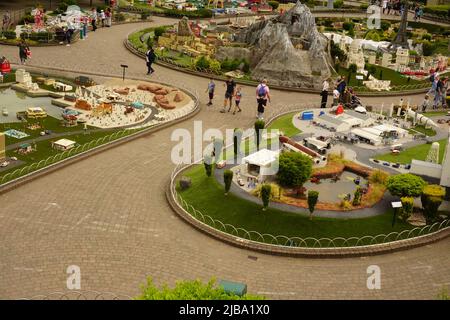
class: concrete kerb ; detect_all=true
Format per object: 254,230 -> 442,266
124,38 -> 429,97
0,69 -> 201,195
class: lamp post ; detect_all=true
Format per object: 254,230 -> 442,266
120,64 -> 128,81
391,201 -> 402,227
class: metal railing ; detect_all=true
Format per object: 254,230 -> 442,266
19,290 -> 132,300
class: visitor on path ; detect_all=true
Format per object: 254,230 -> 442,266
82,15 -> 89,39
336,76 -> 346,103
106,8 -> 112,27
100,10 -> 106,27
320,78 -> 330,108
233,86 -> 243,114
418,6 -> 423,21
433,76 -> 443,109
382,0 -> 388,14
91,8 -> 98,32
221,76 -> 236,113
332,87 -> 340,106
206,78 -> 215,106
18,39 -> 30,65
145,47 -> 156,75
65,18 -> 75,46
255,79 -> 270,120
441,77 -> 448,108
421,94 -> 431,113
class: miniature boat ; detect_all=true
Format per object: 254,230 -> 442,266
2,107 -> 8,116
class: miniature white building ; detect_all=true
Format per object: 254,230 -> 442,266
363,76 -> 391,91
242,149 -> 279,180
395,48 -> 410,72
15,69 -> 39,91
367,52 -> 376,65
381,52 -> 392,68
52,139 -> 76,151
346,40 -> 365,72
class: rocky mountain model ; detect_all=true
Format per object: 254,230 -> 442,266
235,1 -> 334,88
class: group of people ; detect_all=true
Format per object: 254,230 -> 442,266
204,76 -> 271,119
90,7 -> 113,32
321,76 -> 359,109
421,73 -> 449,112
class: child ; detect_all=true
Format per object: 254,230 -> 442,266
206,79 -> 215,106
232,86 -> 242,114
332,87 -> 340,106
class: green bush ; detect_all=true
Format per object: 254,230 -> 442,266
352,187 -> 362,206
261,184 -> 272,210
422,33 -> 432,41
380,21 -> 391,31
307,190 -> 319,220
343,22 -> 354,32
268,1 -> 279,10
153,26 -> 166,42
400,197 -> 414,221
334,0 -> 344,8
277,152 -> 312,194
114,13 -> 126,22
421,184 -> 445,223
369,169 -> 389,185
423,5 -> 450,18
195,55 -> 210,70
223,170 -> 233,195
386,173 -> 426,198
2,30 -> 17,39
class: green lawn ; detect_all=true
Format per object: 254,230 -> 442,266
267,112 -> 301,138
423,111 -> 450,117
408,125 -> 436,137
375,139 -> 448,165
178,165 -> 414,241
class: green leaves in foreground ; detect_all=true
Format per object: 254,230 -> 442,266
136,277 -> 264,300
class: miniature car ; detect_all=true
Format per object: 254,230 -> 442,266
383,162 -> 390,166
0,161 -> 9,167
404,164 -> 411,170
10,157 -> 17,161
392,163 -> 401,168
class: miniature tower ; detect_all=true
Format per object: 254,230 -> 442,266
426,142 -> 440,164
390,1 -> 409,49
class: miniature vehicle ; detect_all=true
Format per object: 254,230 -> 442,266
392,163 -> 401,168
74,76 -> 95,87
10,157 -> 17,161
26,107 -> 47,119
16,111 -> 27,120
2,107 -> 8,116
383,162 -> 390,166
0,161 -> 9,167
404,164 -> 411,170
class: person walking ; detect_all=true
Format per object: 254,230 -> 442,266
255,79 -> 270,120
145,47 -> 156,75
65,18 -> 75,46
336,75 -> 346,103
105,7 -> 112,27
382,0 -> 388,14
206,78 -> 215,106
233,86 -> 243,114
433,76 -> 443,109
332,86 -> 340,106
221,76 -> 236,113
18,39 -> 30,65
440,77 -> 448,108
91,8 -> 98,32
320,78 -> 330,108
100,10 -> 106,28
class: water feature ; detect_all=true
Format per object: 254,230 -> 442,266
0,87 -> 63,123
303,171 -> 368,203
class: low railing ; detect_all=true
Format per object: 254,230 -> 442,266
19,290 -> 132,300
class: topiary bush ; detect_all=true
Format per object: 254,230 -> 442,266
223,170 -> 233,195
352,187 -> 362,206
261,184 -> 272,210
307,190 -> 319,220
386,173 -> 426,198
421,184 -> 445,223
2,30 -> 17,39
254,120 -> 265,151
277,152 -> 312,196
400,197 -> 414,221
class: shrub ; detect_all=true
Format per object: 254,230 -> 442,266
421,184 -> 445,223
369,169 -> 389,185
339,199 -> 352,210
195,55 -> 210,70
2,30 -> 17,39
268,1 -> 279,10
208,59 -> 221,73
352,187 -> 362,206
115,13 -> 126,22
277,152 -> 312,194
380,21 -> 391,31
307,190 -> 319,220
334,0 -> 344,8
223,170 -> 233,195
204,155 -> 213,177
400,197 -> 414,221
153,26 -> 166,42
253,183 -> 281,200
343,22 -> 354,32
254,120 -> 265,150
422,33 -> 432,41
386,174 -> 426,198
261,184 -> 272,210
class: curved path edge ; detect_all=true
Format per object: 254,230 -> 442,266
0,68 -> 201,195
167,163 -> 450,258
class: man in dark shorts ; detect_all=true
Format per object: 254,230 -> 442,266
221,76 -> 236,113
256,79 -> 270,120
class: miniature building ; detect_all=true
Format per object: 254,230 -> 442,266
241,149 -> 279,181
381,52 -> 392,68
0,132 -> 5,161
52,139 -> 76,151
26,107 -> 47,118
395,48 -> 410,72
367,52 -> 376,65
346,40 -> 365,72
17,143 -> 33,155
440,135 -> 450,199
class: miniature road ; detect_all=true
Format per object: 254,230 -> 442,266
0,18 -> 449,300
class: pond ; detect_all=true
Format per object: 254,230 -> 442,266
303,171 -> 368,203
0,87 -> 63,123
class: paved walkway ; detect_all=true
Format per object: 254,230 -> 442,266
0,18 -> 449,300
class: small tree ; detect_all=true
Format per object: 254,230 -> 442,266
223,170 -> 233,195
277,152 -> 312,196
261,184 -> 272,211
307,190 -> 319,220
254,120 -> 265,151
352,187 -> 362,206
348,63 -> 357,83
386,173 -> 426,198
204,155 -> 213,177
268,1 -> 279,10
400,196 -> 414,221
233,128 -> 243,163
421,184 -> 445,224
153,26 -> 166,42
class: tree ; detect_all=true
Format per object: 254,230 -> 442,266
386,173 -> 426,198
137,277 -> 264,300
261,184 -> 272,211
400,197 -> 414,221
268,1 -> 279,10
307,190 -> 319,220
204,155 -> 213,177
153,26 -> 166,42
348,63 -> 357,82
352,187 -> 362,206
233,128 -> 242,163
254,120 -> 265,151
421,184 -> 445,223
277,152 -> 313,196
223,170 -> 233,195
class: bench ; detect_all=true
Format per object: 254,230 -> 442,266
219,280 -> 247,297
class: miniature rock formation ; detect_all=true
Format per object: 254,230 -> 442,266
113,87 -> 130,95
235,1 -> 334,88
173,92 -> 184,102
177,16 -> 195,37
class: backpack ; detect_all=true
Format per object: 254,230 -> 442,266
257,84 -> 266,97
